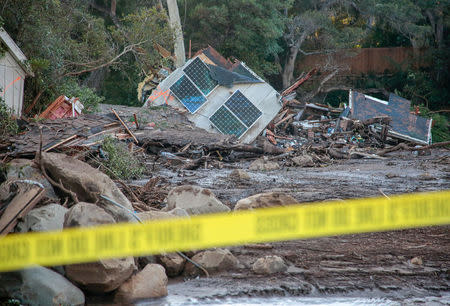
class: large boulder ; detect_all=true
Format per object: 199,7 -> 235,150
157,253 -> 186,277
228,169 -> 250,181
252,255 -> 287,274
184,249 -> 239,277
41,152 -> 133,222
2,158 -> 59,200
249,158 -> 280,171
63,202 -> 136,293
137,209 -> 188,222
65,258 -> 136,293
234,192 -> 298,211
114,264 -> 168,303
16,203 -> 68,233
64,202 -> 115,228
292,155 -> 315,167
0,266 -> 85,306
165,185 -> 230,215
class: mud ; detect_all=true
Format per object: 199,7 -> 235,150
134,149 -> 450,303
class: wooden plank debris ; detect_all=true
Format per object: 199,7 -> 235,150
111,108 -> 139,144
0,186 -> 45,235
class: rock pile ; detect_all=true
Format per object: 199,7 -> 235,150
0,152 -> 300,304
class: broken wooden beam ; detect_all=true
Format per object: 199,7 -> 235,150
111,108 -> 139,144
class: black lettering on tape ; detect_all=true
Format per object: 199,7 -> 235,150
156,226 -> 174,245
333,207 -> 349,227
256,214 -> 298,234
305,210 -> 327,229
68,234 -> 88,255
36,238 -> 63,258
176,223 -> 201,243
95,231 -> 125,252
0,240 -> 29,262
356,206 -> 374,225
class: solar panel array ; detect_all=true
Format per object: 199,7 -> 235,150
209,90 -> 262,138
209,105 -> 247,138
225,91 -> 262,127
183,57 -> 218,96
169,75 -> 207,113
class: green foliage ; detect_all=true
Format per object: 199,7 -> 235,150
56,80 -> 105,113
182,0 -> 288,76
100,136 -> 145,180
416,106 -> 450,143
0,96 -> 18,138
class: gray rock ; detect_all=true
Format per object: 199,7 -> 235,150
0,266 -> 84,306
157,253 -> 186,277
168,207 -> 189,217
16,204 -> 68,233
41,152 -> 134,222
234,192 -> 298,211
63,202 -> 136,292
229,169 -> 250,180
184,249 -> 239,277
3,158 -> 59,200
249,158 -> 280,171
165,185 -> 230,215
292,155 -> 315,167
252,255 -> 287,274
65,258 -> 136,293
115,264 -> 168,303
64,202 -> 115,228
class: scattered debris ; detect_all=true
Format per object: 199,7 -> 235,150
39,96 -> 84,119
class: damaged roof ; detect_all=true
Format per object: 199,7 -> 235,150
0,27 -> 34,76
195,45 -> 262,87
349,90 -> 432,144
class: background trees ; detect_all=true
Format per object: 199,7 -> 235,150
0,0 -> 448,117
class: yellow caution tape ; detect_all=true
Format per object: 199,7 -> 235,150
0,190 -> 449,272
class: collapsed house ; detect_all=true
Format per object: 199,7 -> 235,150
144,46 -> 281,144
348,90 -> 432,145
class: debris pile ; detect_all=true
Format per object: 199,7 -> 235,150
262,89 -> 441,164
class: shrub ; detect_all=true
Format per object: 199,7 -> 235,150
56,79 -> 105,113
0,97 -> 18,138
100,136 -> 145,180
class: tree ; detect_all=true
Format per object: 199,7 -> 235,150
1,0 -> 173,111
278,0 -> 365,88
182,0 -> 288,76
166,0 -> 186,67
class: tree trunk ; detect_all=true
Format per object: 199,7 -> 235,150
166,0 -> 185,68
110,0 -> 117,17
281,46 -> 300,89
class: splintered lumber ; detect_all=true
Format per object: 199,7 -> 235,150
0,186 -> 45,235
111,108 -> 139,144
44,134 -> 79,152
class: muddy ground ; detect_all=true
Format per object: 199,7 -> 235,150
129,149 -> 450,303
89,105 -> 450,303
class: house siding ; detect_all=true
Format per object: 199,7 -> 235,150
0,51 -> 26,116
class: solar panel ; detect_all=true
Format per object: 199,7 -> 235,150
224,90 -> 262,128
209,105 -> 247,138
183,57 -> 218,95
170,75 -> 207,113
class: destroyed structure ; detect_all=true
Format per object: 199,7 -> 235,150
349,90 -> 432,145
144,46 -> 281,144
0,27 -> 34,116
